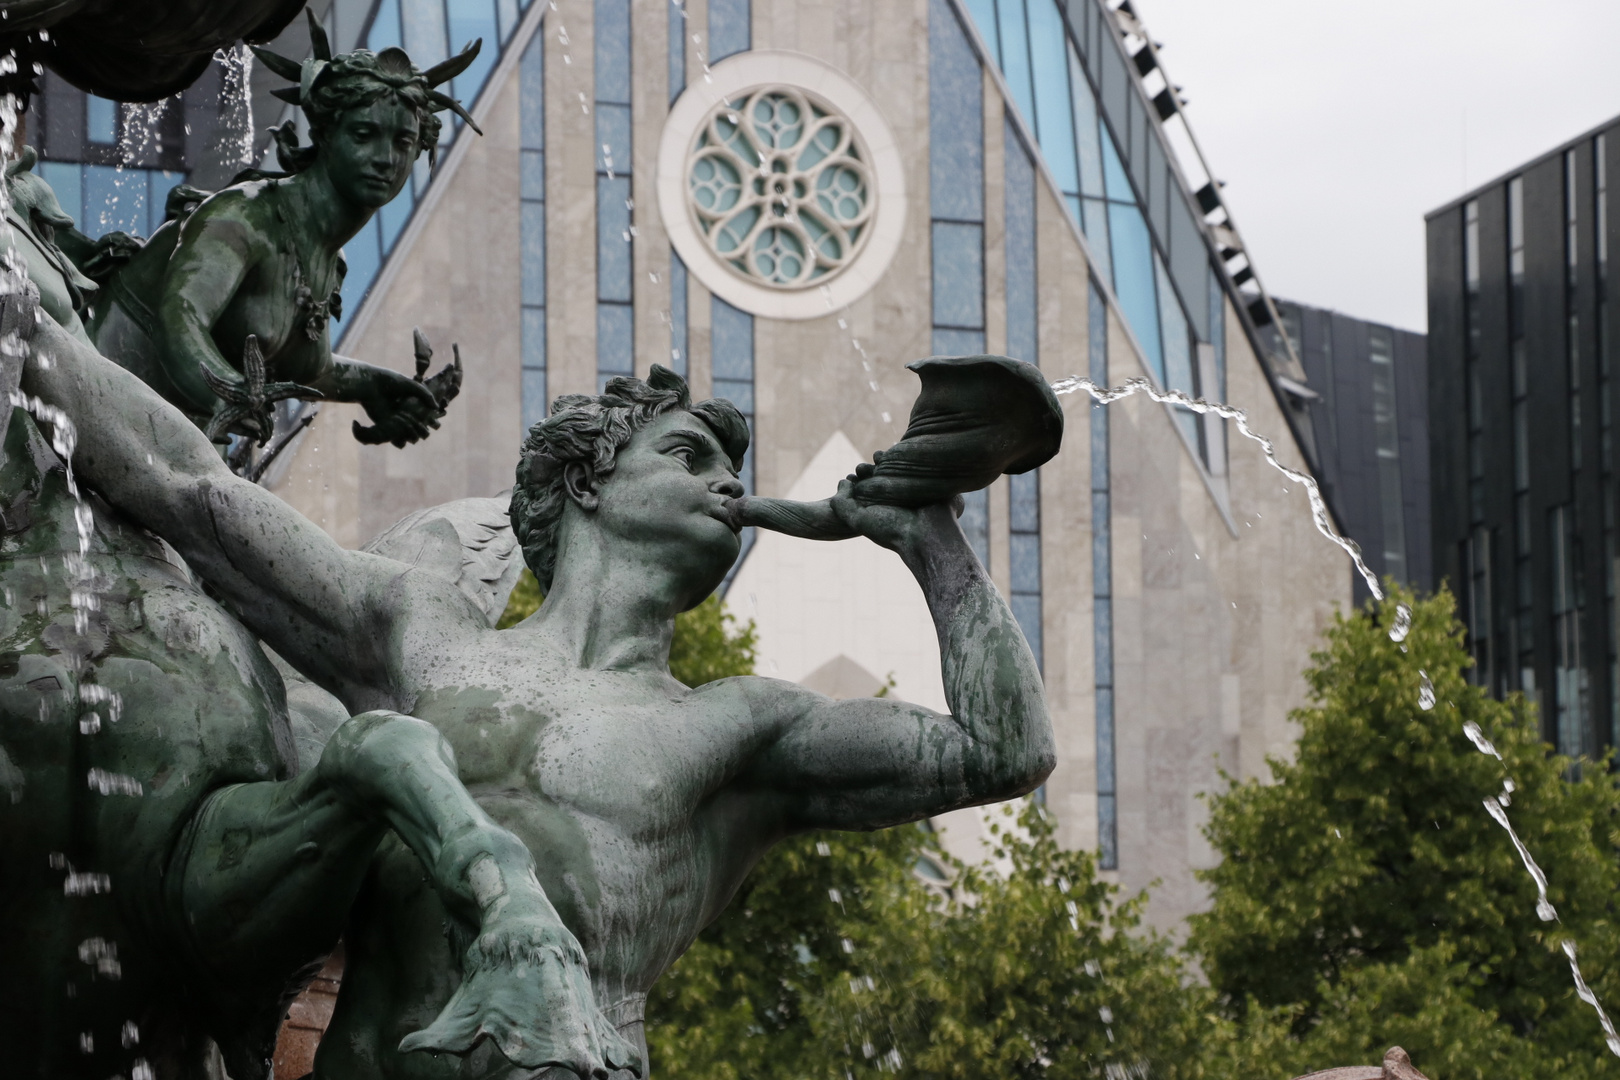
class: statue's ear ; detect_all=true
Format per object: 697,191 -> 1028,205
562,460 -> 600,512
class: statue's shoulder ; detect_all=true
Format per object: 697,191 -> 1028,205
175,180 -> 281,243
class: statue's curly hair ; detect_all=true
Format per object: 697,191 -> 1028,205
510,366 -> 751,593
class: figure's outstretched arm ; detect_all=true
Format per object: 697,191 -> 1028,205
737,485 -> 1055,832
154,204 -> 258,414
19,316 -> 447,707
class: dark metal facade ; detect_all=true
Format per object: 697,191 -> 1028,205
1427,117 -> 1619,759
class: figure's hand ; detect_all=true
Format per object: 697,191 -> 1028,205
352,365 -> 443,447
829,476 -> 965,557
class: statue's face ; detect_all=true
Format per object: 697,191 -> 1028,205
322,95 -> 421,209
593,410 -> 744,602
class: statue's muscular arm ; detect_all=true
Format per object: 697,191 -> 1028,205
734,491 -> 1055,833
20,318 -> 461,707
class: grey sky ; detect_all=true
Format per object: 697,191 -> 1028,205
1132,0 -> 1620,333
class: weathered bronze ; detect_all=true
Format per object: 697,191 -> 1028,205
84,13 -> 473,447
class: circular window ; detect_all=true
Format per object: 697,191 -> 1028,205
659,51 -> 907,320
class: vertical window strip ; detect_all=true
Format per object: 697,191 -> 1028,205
669,250 -> 689,376
669,0 -> 687,103
1596,133 -> 1615,744
929,0 -> 986,356
1089,277 -> 1116,870
1006,122 -> 1041,671
595,0 -> 633,390
520,23 -> 546,431
713,296 -> 756,588
708,0 -> 750,63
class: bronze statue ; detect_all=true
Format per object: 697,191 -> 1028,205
85,14 -> 473,449
11,283 -> 1057,1078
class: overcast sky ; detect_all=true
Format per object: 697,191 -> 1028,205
1131,0 -> 1620,333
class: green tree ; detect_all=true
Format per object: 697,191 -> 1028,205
497,569 -> 757,687
1191,586 -> 1620,1078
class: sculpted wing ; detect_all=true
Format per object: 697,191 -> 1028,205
363,494 -> 525,626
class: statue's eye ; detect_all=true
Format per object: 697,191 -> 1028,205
671,446 -> 695,470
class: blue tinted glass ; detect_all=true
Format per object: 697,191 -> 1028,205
368,0 -> 403,50
1209,266 -> 1226,399
148,170 -> 186,235
40,162 -> 82,229
713,378 -> 755,415
1100,122 -> 1131,202
1095,691 -> 1115,777
964,0 -> 999,61
708,0 -> 750,62
1011,593 -> 1042,670
1107,200 -> 1162,380
1096,21 -> 1128,139
929,0 -> 984,223
1070,46 -> 1103,197
960,487 -> 990,566
933,327 -> 986,355
1082,196 -> 1110,282
447,0 -> 499,102
1065,193 -> 1081,227
379,188 -> 413,251
712,296 -> 754,381
522,366 -> 547,431
596,102 -> 631,173
1005,135 -> 1037,364
402,0 -> 450,67
1091,491 -> 1110,591
668,0 -> 686,101
597,304 -> 634,376
1167,189 -> 1207,335
83,164 -> 145,237
520,26 -> 545,148
522,200 -> 546,306
1010,469 -> 1039,531
669,250 -> 689,375
1010,533 -> 1041,593
1028,0 -> 1077,195
1090,410 -> 1109,489
597,176 -> 632,301
1145,131 -> 1167,237
1158,256 -> 1193,394
1088,276 -> 1108,383
1093,596 -> 1112,681
595,0 -> 632,103
86,96 -> 116,144
932,221 -> 984,328
337,219 -> 383,342
522,305 -> 546,371
1098,793 -> 1116,868
497,0 -> 521,42
996,0 -> 1036,132
522,149 -> 545,200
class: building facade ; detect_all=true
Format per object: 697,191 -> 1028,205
1268,298 -> 1432,605
34,0 -> 1348,929
1427,118 -> 1618,762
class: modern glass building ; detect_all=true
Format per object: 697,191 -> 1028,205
1428,117 -> 1619,762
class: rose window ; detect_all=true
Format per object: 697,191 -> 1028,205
685,86 -> 875,289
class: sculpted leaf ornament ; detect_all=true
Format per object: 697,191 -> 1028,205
686,85 -> 875,289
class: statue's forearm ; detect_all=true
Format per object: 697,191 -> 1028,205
311,355 -> 381,401
901,528 -> 1055,793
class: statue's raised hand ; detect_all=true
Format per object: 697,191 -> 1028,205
830,474 -> 967,556
352,329 -> 464,447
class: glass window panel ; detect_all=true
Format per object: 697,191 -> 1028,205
83,164 -> 145,237
367,0 -> 404,50
1090,407 -> 1109,488
402,0 -> 450,68
379,188 -> 413,251
1128,91 -> 1148,192
597,175 -> 632,301
1092,596 -> 1112,680
1089,276 -> 1108,383
1096,28 -> 1128,151
521,28 -> 545,149
996,0 -> 1036,133
1096,691 -> 1115,779
932,221 -> 985,329
497,0 -> 521,42
669,249 -> 689,375
597,304 -> 635,375
929,0 -> 985,223
447,0 -> 499,103
1157,256 -> 1193,394
964,0 -> 998,60
1091,491 -> 1110,592
712,296 -> 754,381
594,0 -> 632,104
40,162 -> 82,229
668,0 -> 686,102
596,102 -> 631,174
1146,132 -> 1168,239
1010,470 -> 1040,532
1107,201 -> 1162,380
713,378 -> 755,414
1070,45 -> 1104,197
1011,593 -> 1042,668
523,305 -> 546,371
1100,121 -> 1131,203
933,327 -> 986,355
1168,189 -> 1207,336
86,95 -> 116,144
960,487 -> 990,567
1082,196 -> 1111,282
338,218 -> 384,335
147,170 -> 185,235
1029,0 -> 1078,195
1065,193 -> 1081,226
1208,267 -> 1225,399
708,0 -> 751,62
1006,132 -> 1037,364
522,149 -> 545,200
522,366 -> 548,431
522,200 -> 547,306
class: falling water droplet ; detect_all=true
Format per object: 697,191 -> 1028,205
1388,602 -> 1412,643
1462,720 -> 1500,760
1418,671 -> 1435,710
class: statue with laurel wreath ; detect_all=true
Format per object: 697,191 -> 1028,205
82,11 -> 474,454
